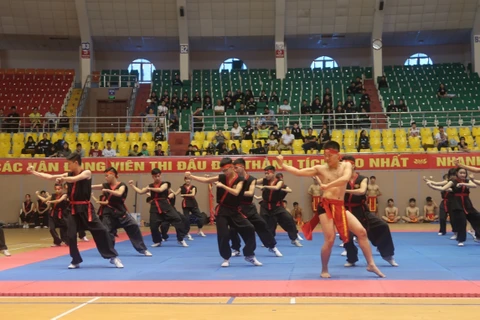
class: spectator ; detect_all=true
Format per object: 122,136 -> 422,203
359,100 -> 370,113
270,124 -> 282,140
360,88 -> 370,103
89,142 -> 103,157
58,111 -> 69,129
57,142 -> 72,157
409,122 -> 420,138
279,99 -> 291,114
277,127 -> 294,152
318,128 -> 331,150
20,194 -> 36,228
323,107 -> 333,126
323,88 -> 332,101
75,143 -> 85,157
157,101 -> 168,116
36,133 -> 51,155
140,143 -> 150,156
261,107 -> 276,126
43,107 -> 57,132
224,96 -> 234,110
269,91 -> 279,105
354,77 -> 363,93
302,128 -> 318,153
224,90 -> 233,103
103,141 -> 117,157
214,100 -> 225,115
245,98 -> 257,115
266,134 -> 279,151
259,90 -> 268,103
203,97 -> 212,110
437,83 -> 447,98
145,99 -> 157,115
228,143 -> 239,155
398,99 -> 408,112
458,137 -> 469,152
192,106 -> 203,132
291,122 -> 303,140
29,106 -> 42,132
22,136 -> 37,156
334,105 -> 345,129
257,122 -> 270,140
237,103 -> 247,115
311,98 -> 321,113
6,106 -> 20,133
144,109 -> 156,132
217,143 -> 229,155
172,74 -> 183,86
358,107 -> 371,127
357,130 -> 370,152
181,97 -> 191,110
435,126 -> 448,151
161,90 -> 170,102
242,120 -> 254,141
245,89 -> 253,102
346,81 -> 356,95
378,76 -> 388,88
215,129 -> 226,149
170,97 -> 179,109
322,95 -> 332,110
169,108 -> 179,131
203,90 -> 212,104
345,95 -> 356,109
154,126 -> 165,142
46,145 -> 57,157
185,144 -> 196,156
382,199 -> 400,223
150,92 -> 159,104
192,91 -> 202,103
233,89 -> 244,104
231,121 -> 242,141
250,141 -> 266,154
129,144 -> 140,156
386,99 -> 397,113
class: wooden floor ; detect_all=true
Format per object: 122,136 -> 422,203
0,297 -> 478,320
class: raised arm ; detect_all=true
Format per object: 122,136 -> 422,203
319,162 -> 353,190
91,194 -> 108,205
59,170 -> 92,183
92,184 -> 104,190
47,194 -> 68,204
455,158 -> 480,173
102,185 -> 126,197
174,188 -> 182,196
180,186 -> 196,197
215,180 -> 244,196
468,174 -> 480,186
345,177 -> 368,195
259,180 -> 284,190
457,180 -> 477,188
423,176 -> 448,186
128,180 -> 149,194
35,191 -> 52,203
27,166 -> 67,180
147,183 -> 168,193
277,155 -> 319,177
427,181 -> 454,191
186,171 -> 219,184
244,180 -> 256,197
282,186 -> 292,193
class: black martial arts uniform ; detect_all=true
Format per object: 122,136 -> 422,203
449,179 -> 480,243
180,184 -> 205,232
49,193 -> 69,246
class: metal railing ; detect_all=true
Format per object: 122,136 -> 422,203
97,74 -> 138,88
74,75 -> 92,129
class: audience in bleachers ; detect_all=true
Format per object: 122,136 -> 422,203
434,126 -> 449,150
378,76 -> 388,88
103,141 -> 117,157
357,130 -> 370,152
22,136 -> 36,156
89,142 -> 102,157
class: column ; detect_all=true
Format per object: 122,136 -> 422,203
371,0 -> 385,82
275,0 -> 286,79
177,0 -> 189,81
471,7 -> 480,75
75,0 -> 93,85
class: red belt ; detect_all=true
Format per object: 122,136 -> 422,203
321,198 -> 350,243
454,193 -> 469,215
345,202 -> 363,212
266,201 -> 282,210
152,198 -> 167,214
241,201 -> 253,205
70,201 -> 93,222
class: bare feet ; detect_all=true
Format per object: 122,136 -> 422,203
367,264 -> 386,278
320,271 -> 331,278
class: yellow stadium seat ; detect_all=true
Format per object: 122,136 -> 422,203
382,129 -> 393,139
0,133 -> 10,143
90,133 -> 102,143
432,127 -> 439,136
360,148 -> 371,153
427,148 -> 438,153
130,142 -> 141,150
118,142 -> 130,156
25,133 -> 39,142
331,137 -> 343,148
370,139 -> 381,149
34,154 -> 45,158
12,133 -> 24,144
396,137 -> 408,149
408,137 -> 421,149
12,144 -> 23,157
345,148 -> 356,153
223,132 -> 231,140
128,132 -> 140,142
116,133 -> 127,143
344,138 -> 355,149
475,136 -> 480,146
97,141 -> 105,150
383,139 -> 395,151
410,147 -> 424,153
147,141 -> 155,154
206,131 -> 216,142
292,139 -> 303,149
446,127 -> 458,138
241,140 -> 253,152
268,150 -> 279,155
141,132 -> 153,142
202,140 -> 210,150
293,149 -> 305,155
103,133 -> 115,143
160,141 -> 169,151
194,131 -> 205,143
64,132 -> 76,145
344,130 -> 355,139
20,154 -> 31,158
422,136 -> 434,147
307,149 -> 318,155
459,127 -> 471,137
420,128 -> 432,138
394,128 -> 406,139
465,136 -> 474,146
331,130 -> 342,140
472,127 -> 480,137
77,133 -> 89,143
280,150 -> 292,155
370,129 -> 381,139
51,132 -> 64,143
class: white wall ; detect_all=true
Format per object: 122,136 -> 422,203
0,44 -> 472,83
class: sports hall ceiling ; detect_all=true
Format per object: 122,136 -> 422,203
0,0 -> 477,51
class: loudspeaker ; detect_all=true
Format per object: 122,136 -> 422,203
379,1 -> 384,10
180,7 -> 184,17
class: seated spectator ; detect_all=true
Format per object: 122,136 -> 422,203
231,121 -> 243,140
318,128 -> 331,150
359,100 -> 370,113
161,90 -> 170,102
185,144 -> 196,156
214,99 -> 225,115
155,143 -> 165,156
261,107 -> 276,126
36,133 -> 51,155
157,101 -> 168,116
192,91 -> 202,103
181,97 -> 191,110
322,95 -> 332,110
360,89 -> 370,103
217,143 -> 229,155
346,81 -> 356,95
311,98 -> 321,113
129,144 -> 140,156
43,106 -> 57,132
22,136 -> 37,156
386,99 -> 397,113
89,142 -> 103,157
139,143 -> 150,156
266,134 -> 279,151
259,90 -> 268,103
153,127 -> 165,142
233,89 -> 244,104
424,197 -> 439,222
249,141 -> 266,154
58,111 -> 70,129
382,199 -> 400,223
170,97 -> 179,109
144,109 -> 156,132
398,99 -> 408,112
145,99 -> 157,115
301,100 -> 311,114
215,129 -> 226,149
435,126 -> 448,150
270,124 -> 282,140
358,107 -> 371,127
345,95 -> 355,108
323,107 -> 333,126
172,74 -> 183,86
269,91 -> 279,105
57,142 -> 72,157
409,122 -> 420,138
257,122 -> 270,140
29,107 -> 42,132
6,106 -> 20,133
203,97 -> 212,110
302,128 -> 319,153
245,89 -> 253,102
75,143 -> 85,157
20,194 -> 36,228
169,108 -> 179,131
237,103 -> 247,115
323,88 -> 332,101
228,143 -> 239,155
402,198 -> 424,223
437,83 -> 447,98
334,105 -> 345,129
103,141 -> 117,157
192,106 -> 203,132
378,76 -> 388,88
224,90 -> 233,103
46,145 -> 57,157
357,130 -> 370,151
354,77 -> 363,93
242,120 -> 254,141
35,190 -> 49,229
224,96 -> 234,110
150,92 -> 159,104
279,99 -> 292,114
454,136 -> 468,152
277,127 -> 294,152
291,122 -> 303,140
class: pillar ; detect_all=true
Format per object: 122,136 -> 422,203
75,0 -> 93,85
275,0 -> 286,79
177,0 -> 189,81
472,7 -> 480,75
371,0 -> 385,82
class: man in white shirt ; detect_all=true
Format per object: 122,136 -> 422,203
409,121 -> 420,138
103,141 -> 117,157
277,127 -> 295,152
279,99 -> 292,114
434,126 -> 448,151
44,106 -> 57,132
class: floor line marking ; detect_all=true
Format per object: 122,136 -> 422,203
7,244 -> 42,251
226,297 -> 235,304
290,298 -> 296,304
50,297 -> 99,320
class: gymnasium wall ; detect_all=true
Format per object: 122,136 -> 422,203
0,43 -> 471,83
1,168 -> 477,224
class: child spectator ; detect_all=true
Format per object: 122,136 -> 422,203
228,143 -> 239,155
129,145 -> 140,156
154,144 -> 165,156
291,202 -> 303,226
424,196 -> 439,222
266,134 -> 278,151
140,143 -> 150,156
89,142 -> 103,157
382,199 -> 400,223
185,144 -> 196,156
402,198 -> 424,223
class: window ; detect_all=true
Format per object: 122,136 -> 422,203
219,58 -> 247,72
310,56 -> 339,69
404,53 -> 433,66
128,58 -> 156,83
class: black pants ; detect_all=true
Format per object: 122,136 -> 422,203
216,204 -> 256,260
260,205 -> 298,241
35,212 -> 49,227
149,206 -> 186,244
160,210 -> 189,240
439,204 -> 452,234
183,206 -> 205,233
452,208 -> 480,243
231,204 -> 277,251
0,227 -> 7,250
344,207 -> 395,263
102,214 -> 147,253
20,212 -> 34,224
49,216 -> 68,245
66,205 -> 118,265
78,230 -> 87,239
